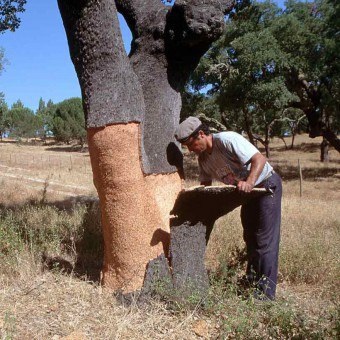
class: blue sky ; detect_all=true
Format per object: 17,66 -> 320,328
0,0 -> 285,112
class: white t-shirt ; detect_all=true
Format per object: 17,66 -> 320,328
198,132 -> 273,186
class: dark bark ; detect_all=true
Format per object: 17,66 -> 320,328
165,0 -> 235,90
171,185 -> 270,243
290,133 -> 295,150
243,109 -> 255,146
322,128 -> 340,152
57,0 -> 145,128
142,186 -> 271,299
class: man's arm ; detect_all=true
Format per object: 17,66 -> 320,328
237,152 -> 266,193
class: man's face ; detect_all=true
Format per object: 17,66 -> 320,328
182,131 -> 207,155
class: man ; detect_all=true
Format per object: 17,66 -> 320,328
174,116 -> 282,300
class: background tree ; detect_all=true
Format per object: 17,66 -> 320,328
0,1 -> 26,138
36,98 -> 55,142
0,0 -> 26,33
181,88 -> 220,121
0,46 -> 8,75
58,0 -> 235,291
272,0 -> 339,154
7,99 -> 41,140
190,0 -> 298,157
0,92 -> 8,140
188,0 -> 339,157
270,108 -> 307,149
51,97 -> 86,146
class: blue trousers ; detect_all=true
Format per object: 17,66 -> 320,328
240,172 -> 282,299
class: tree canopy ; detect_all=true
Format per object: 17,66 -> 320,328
51,97 -> 86,146
0,92 -> 8,139
0,0 -> 26,33
6,99 -> 40,139
186,0 -> 340,152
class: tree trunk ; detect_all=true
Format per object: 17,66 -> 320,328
58,0 -> 232,291
287,74 -> 340,152
290,132 -> 295,149
243,110 -> 255,145
264,127 -> 270,158
279,137 -> 288,150
320,138 -> 329,162
265,141 -> 270,158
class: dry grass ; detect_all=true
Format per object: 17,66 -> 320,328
0,140 -> 96,202
0,272 -> 208,339
0,134 -> 339,339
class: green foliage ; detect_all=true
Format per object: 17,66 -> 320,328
181,88 -> 220,121
188,0 -> 340,149
51,97 -> 86,146
0,92 -> 9,138
35,97 -> 54,139
6,100 -> 41,139
0,46 -> 8,74
0,0 -> 26,33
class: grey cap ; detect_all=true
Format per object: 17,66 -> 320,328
174,116 -> 202,143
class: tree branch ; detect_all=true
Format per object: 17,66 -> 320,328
165,0 -> 235,89
58,0 -> 145,128
115,0 -> 167,41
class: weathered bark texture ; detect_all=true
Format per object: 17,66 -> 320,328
57,0 -> 145,127
58,0 -> 235,291
170,221 -> 209,296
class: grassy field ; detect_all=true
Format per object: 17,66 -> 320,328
0,135 -> 339,339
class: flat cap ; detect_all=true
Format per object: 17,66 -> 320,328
174,116 -> 202,143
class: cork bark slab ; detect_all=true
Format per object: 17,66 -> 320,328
171,185 -> 270,224
87,123 -> 181,291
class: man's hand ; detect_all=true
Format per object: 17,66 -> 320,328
237,152 -> 266,193
237,180 -> 254,193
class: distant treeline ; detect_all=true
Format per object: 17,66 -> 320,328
0,96 -> 86,146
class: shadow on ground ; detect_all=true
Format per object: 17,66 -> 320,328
270,142 -> 322,153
